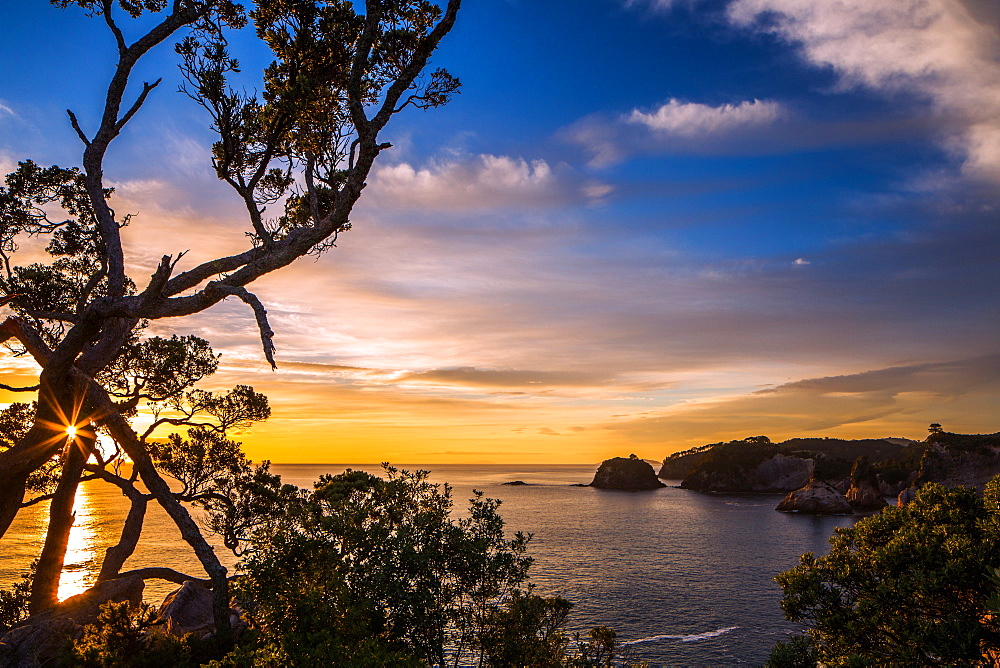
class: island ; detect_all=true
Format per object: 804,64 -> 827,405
589,455 -> 666,490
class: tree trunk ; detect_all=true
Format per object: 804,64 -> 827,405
130,452 -> 233,643
0,424 -> 74,538
0,371 -> 93,539
97,492 -> 149,582
98,407 -> 233,643
28,426 -> 97,613
0,470 -> 31,541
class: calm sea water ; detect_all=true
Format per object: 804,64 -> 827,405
1,463 -> 852,665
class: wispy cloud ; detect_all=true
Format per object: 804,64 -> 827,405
605,354 -> 1000,449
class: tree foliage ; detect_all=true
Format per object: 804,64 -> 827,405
232,466 -> 534,666
212,466 -> 640,667
773,478 -> 1000,665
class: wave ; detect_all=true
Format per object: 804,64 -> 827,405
623,626 -> 739,645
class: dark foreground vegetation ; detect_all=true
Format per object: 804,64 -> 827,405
0,463 -> 644,666
768,475 -> 1000,666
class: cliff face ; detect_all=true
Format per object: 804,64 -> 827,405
916,439 -> 1000,490
681,453 -> 813,493
590,457 -> 666,490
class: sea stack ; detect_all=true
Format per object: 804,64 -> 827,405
590,455 -> 666,490
776,477 -> 853,514
845,456 -> 887,510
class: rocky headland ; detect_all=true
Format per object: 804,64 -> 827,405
678,437 -> 813,493
660,429 -> 1000,515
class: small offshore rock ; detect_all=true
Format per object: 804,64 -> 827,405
502,480 -> 527,486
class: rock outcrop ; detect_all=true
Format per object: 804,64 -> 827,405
776,479 -> 853,514
845,456 -> 887,511
896,432 -> 1000,504
0,576 -> 144,667
590,456 -> 665,490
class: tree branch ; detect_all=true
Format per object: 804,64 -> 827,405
210,284 -> 277,369
66,110 -> 91,146
114,567 -> 212,588
101,0 -> 127,55
0,316 -> 54,366
0,382 -> 41,392
115,79 -> 161,134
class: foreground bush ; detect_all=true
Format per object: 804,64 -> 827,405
770,477 -> 1000,665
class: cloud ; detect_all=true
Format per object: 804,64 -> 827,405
606,354 -> 1000,450
398,367 -> 611,389
368,153 -> 611,210
727,0 -> 1000,181
569,98 -> 788,165
628,99 -> 786,137
0,101 -> 15,117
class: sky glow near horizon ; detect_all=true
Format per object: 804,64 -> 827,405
0,0 -> 998,463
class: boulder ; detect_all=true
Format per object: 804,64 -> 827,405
845,456 -> 888,511
776,479 -> 853,514
897,486 -> 918,506
56,575 -> 144,626
590,456 -> 665,490
157,581 -> 216,636
0,616 -> 79,668
157,581 -> 245,638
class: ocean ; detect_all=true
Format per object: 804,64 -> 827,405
1,463 -> 852,665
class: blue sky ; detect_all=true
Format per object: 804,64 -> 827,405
0,0 -> 998,462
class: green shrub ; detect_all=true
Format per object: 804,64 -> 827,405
773,477 -> 1000,664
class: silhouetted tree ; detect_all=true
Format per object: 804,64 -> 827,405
0,0 -> 461,637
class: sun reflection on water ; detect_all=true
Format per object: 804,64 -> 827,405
57,482 -> 99,601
